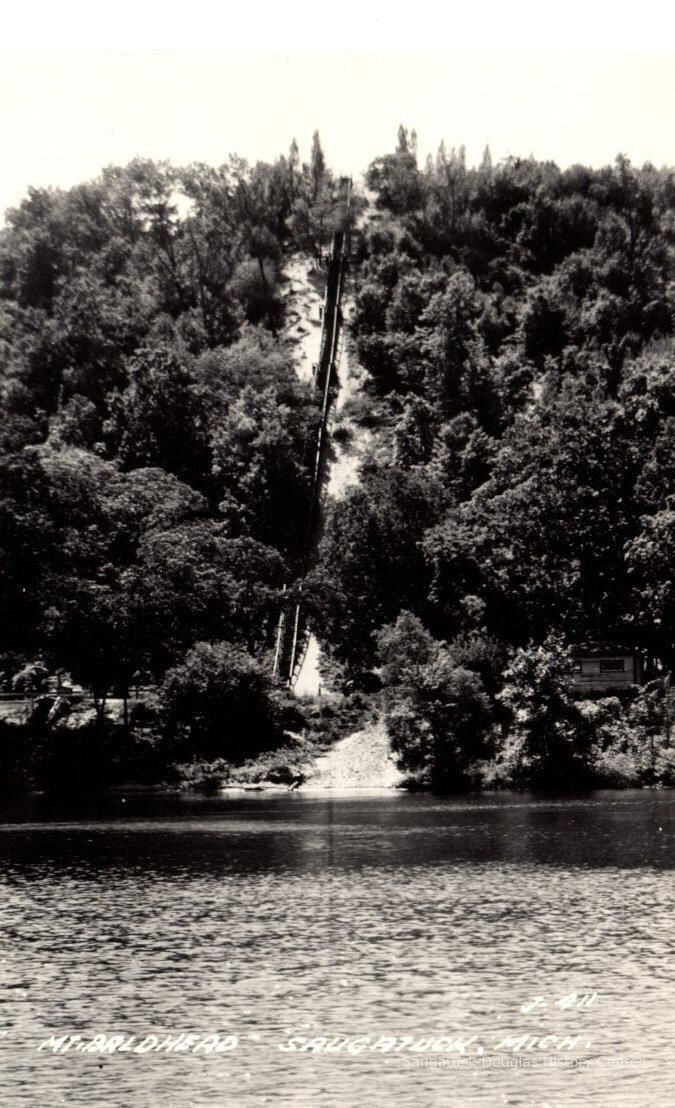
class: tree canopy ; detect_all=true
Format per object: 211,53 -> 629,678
2,133 -> 675,789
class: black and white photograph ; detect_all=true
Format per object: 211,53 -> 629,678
1,9 -> 675,1106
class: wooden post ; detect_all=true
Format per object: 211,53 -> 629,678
287,603 -> 302,685
272,589 -> 287,682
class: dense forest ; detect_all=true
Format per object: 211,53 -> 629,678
1,127 -> 675,792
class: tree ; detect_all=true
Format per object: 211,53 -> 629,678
424,380 -> 636,647
44,570 -> 146,725
310,466 -> 443,670
210,381 -> 318,559
366,151 -> 424,215
393,396 -> 436,467
376,612 -> 492,788
310,131 -> 326,200
288,138 -> 300,198
35,452 -> 215,722
625,510 -> 675,667
105,344 -> 210,490
160,641 -> 282,759
194,324 -> 296,405
136,524 -> 285,665
496,633 -> 589,786
428,413 -> 497,501
0,449 -> 55,665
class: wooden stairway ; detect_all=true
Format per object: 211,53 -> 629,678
272,180 -> 352,687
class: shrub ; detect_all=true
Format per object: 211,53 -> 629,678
11,659 -> 50,695
583,685 -> 675,786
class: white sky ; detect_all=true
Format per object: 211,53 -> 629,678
0,5 -> 673,221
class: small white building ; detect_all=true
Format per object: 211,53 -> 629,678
571,645 -> 644,694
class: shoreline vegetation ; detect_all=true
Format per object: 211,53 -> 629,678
1,129 -> 675,797
2,677 -> 674,795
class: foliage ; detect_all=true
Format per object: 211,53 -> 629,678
375,612 -> 493,788
310,465 -> 443,670
105,343 -> 211,489
495,634 -> 590,787
0,142 -> 340,738
1,133 -> 675,791
579,689 -> 675,786
160,641 -> 285,760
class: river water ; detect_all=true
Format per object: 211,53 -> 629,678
0,789 -> 673,1107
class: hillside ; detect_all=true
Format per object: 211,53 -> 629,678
1,130 -> 675,793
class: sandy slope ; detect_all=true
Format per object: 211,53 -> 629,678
279,254 -> 324,384
325,294 -> 373,500
281,252 -> 372,697
299,717 -> 404,790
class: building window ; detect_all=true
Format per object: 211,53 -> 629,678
599,659 -> 625,673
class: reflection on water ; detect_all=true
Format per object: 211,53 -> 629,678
0,790 -> 673,1106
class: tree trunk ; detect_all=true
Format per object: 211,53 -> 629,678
93,689 -> 108,734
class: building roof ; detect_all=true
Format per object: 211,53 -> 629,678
572,642 -> 640,658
